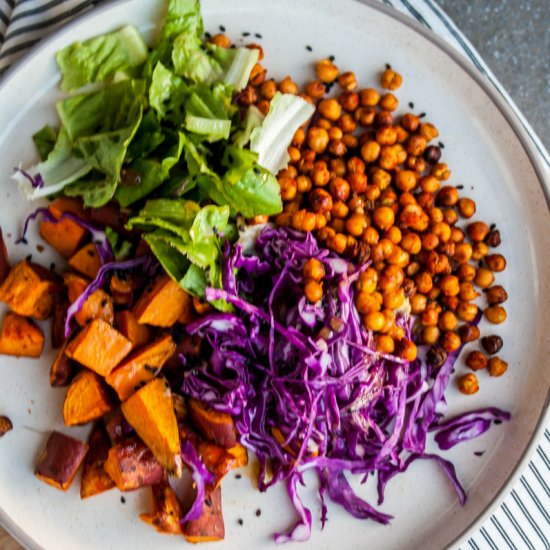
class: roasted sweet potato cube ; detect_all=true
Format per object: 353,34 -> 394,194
0,227 -> 9,284
63,370 -> 114,426
35,431 -> 88,491
106,335 -> 176,401
0,312 -> 44,358
197,440 -> 237,488
121,377 -> 182,476
133,274 -> 193,327
115,310 -> 153,350
39,198 -> 88,258
140,482 -> 184,534
227,443 -> 248,469
104,436 -> 164,491
65,319 -> 132,377
64,273 -> 114,327
104,408 -> 133,444
189,399 -> 237,449
182,485 -> 224,543
80,423 -> 116,499
68,243 -> 102,279
51,297 -> 68,349
50,342 -> 76,387
0,261 -> 59,319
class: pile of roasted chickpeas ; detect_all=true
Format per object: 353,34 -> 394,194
209,33 -> 508,395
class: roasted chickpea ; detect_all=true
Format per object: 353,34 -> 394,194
457,197 -> 476,218
421,303 -> 441,327
385,226 -> 402,245
292,210 -> 316,232
326,233 -> 348,254
422,233 -> 439,251
415,271 -> 433,294
466,351 -> 487,371
357,268 -> 378,294
458,324 -> 480,343
349,172 -> 368,194
439,275 -> 460,297
481,335 -> 504,355
380,93 -> 398,111
487,357 -> 508,377
436,186 -> 458,207
278,176 -> 297,201
344,213 -> 368,237
474,267 -> 495,289
454,243 -> 473,263
458,373 -> 479,395
356,292 -> 381,314
421,326 -> 440,345
457,263 -> 476,282
397,339 -> 417,362
380,68 -> 403,90
459,282 -> 479,301
406,135 -> 427,156
307,127 -> 329,154
375,334 -> 395,354
394,170 -> 416,192
419,175 -> 440,194
309,188 -> 333,213
431,162 -> 451,181
318,98 -> 342,121
316,58 -> 339,83
456,301 -> 479,322
372,206 -> 395,230
312,164 -> 331,187
378,146 -> 399,170
209,33 -> 231,48
365,185 -> 381,202
364,311 -> 385,332
472,242 -> 489,261
331,200 -> 349,219
304,280 -> 323,303
315,213 -> 327,230
485,254 -> 507,272
486,285 -> 508,305
410,293 -> 428,314
338,71 -> 357,91
305,80 -> 326,99
371,168 -> 392,189
296,175 -> 312,193
467,221 -> 490,242
383,288 -> 405,310
359,88 -> 380,107
376,110 -> 394,128
401,232 -> 422,255
485,305 -> 507,324
419,122 -> 439,141
439,311 -> 458,332
441,331 -> 461,353
450,227 -> 465,243
401,113 -> 420,132
485,229 -> 501,248
363,226 -> 380,246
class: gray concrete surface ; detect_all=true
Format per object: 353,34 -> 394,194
436,0 -> 549,151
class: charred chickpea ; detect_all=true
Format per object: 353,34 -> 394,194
380,68 -> 403,90
401,113 -> 420,132
467,221 -> 490,242
209,33 -> 231,48
375,110 -> 394,128
373,206 -> 395,230
278,176 -> 297,201
424,145 -> 442,164
486,285 -> 508,305
309,188 -> 333,213
458,373 -> 479,395
397,339 -> 417,361
474,267 -> 494,289
472,242 -> 489,261
441,331 -> 461,353
485,229 -> 501,248
485,305 -> 507,324
318,98 -> 342,121
436,185 -> 459,207
347,157 -> 365,174
338,71 -> 358,91
238,86 -> 258,106
459,282 -> 479,301
419,122 -> 439,142
481,335 -> 504,355
410,293 -> 428,314
457,198 -> 476,218
458,324 -> 480,343
487,357 -> 508,377
330,218 -> 346,233
316,58 -> 339,83
305,80 -> 326,99
456,301 -> 478,323
330,177 -> 350,201
439,311 -> 458,331
466,351 -> 487,371
485,254 -> 506,272
304,280 -> 323,303
422,326 -> 441,345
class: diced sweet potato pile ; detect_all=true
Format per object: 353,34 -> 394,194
0,206 -> 245,542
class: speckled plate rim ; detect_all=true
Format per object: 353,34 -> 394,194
0,0 -> 549,548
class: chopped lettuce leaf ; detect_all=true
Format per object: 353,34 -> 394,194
144,233 -> 190,282
32,125 -> 58,161
149,62 -> 188,124
56,25 -> 148,92
250,92 -> 315,174
126,110 -> 166,161
180,263 -> 207,296
172,32 -> 221,83
233,105 -> 264,148
209,44 -> 260,91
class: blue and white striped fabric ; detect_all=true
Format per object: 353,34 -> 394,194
0,1 -> 549,549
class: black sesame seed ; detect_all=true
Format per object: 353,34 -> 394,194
474,451 -> 485,457
238,519 -> 244,526
438,141 -> 445,149
306,45 -> 312,52
219,25 -> 226,32
478,261 -> 483,268
25,254 -> 32,261
87,249 -> 95,257
419,112 -> 426,118
121,496 -> 126,504
385,63 -> 391,70
230,44 -> 236,49
20,237 -> 28,245
455,184 -> 464,190
490,223 -> 496,231
242,32 -> 250,37
255,33 -> 262,39
205,31 -> 212,38
50,262 -> 56,271
100,299 -> 108,307
329,55 -> 335,62
205,497 -> 212,507
408,102 -> 414,109
235,473 -> 242,479
255,509 -> 261,517
494,420 -> 502,425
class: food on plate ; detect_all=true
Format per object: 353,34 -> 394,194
0,0 -> 512,543
0,415 -> 13,437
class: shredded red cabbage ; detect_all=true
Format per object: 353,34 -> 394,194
179,226 -> 509,542
14,167 -> 44,189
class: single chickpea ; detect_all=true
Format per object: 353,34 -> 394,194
485,254 -> 507,272
373,206 -> 395,230
421,326 -> 440,345
481,335 -> 504,355
359,88 -> 380,106
349,172 -> 368,194
288,146 -> 301,163
466,351 -> 487,371
355,107 -> 376,126
331,201 -> 349,219
485,306 -> 507,324
474,267 -> 495,289
296,175 -> 312,193
419,122 -> 439,141
348,195 -> 365,213
450,227 -> 465,243
467,221 -> 490,242
307,127 -> 329,154
400,232 -> 422,255
292,210 -> 316,232
365,185 -> 381,202
441,331 -> 461,353
442,295 -> 459,311
237,86 -> 258,106
458,324 -> 480,344
379,93 -> 399,111
278,176 -> 297,201
406,135 -> 427,156
291,128 -> 306,147
396,339 -> 417,362
431,162 -> 451,180
364,311 -> 385,332
330,218 -> 346,233
312,165 -> 331,187
385,226 -> 402,245
458,373 -> 479,395
318,98 -> 342,121
401,113 -> 420,132
454,243 -> 473,263
346,213 -> 368,237
379,264 -> 404,290
415,272 -> 433,294
328,177 -> 349,202
275,212 -> 292,227
439,275 -> 460,297
375,334 -> 395,354
395,170 -> 417,192
317,226 -> 335,242
421,303 -> 441,327
315,213 -> 327,230
357,268 -> 378,294
356,292 -> 381,314
209,33 -> 231,48
303,259 -> 325,282
376,110 -> 394,127
360,141 -> 381,163
380,68 -> 403,90
459,282 -> 479,301
457,263 -> 476,282
340,91 -> 360,112
248,63 -> 267,87
432,221 -> 452,243
457,198 -> 476,218
422,233 -> 439,251
372,168 -> 392,189
328,139 -> 347,157
327,233 -> 348,254
472,242 -> 489,261
420,175 -> 440,194
342,133 -> 358,148
486,285 -> 508,305
338,71 -> 357,91
376,126 -> 398,145
347,157 -> 365,173
363,226 -> 380,245
439,311 -> 458,332
316,58 -> 339,83
305,80 -> 326,99
383,288 -> 405,310
410,293 -> 428,314
485,229 -> 501,248
487,357 -> 508,377
456,301 -> 479,322
436,186 -> 459,207
304,280 -> 323,303
309,188 -> 333,213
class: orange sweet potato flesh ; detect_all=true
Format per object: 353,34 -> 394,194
64,273 -> 114,327
133,274 -> 193,327
65,319 -> 132,377
140,482 -> 184,534
106,335 -> 176,401
104,436 -> 164,491
189,399 -> 237,449
121,377 -> 182,477
0,261 -> 59,319
35,431 -> 89,491
0,227 -> 9,284
68,243 -> 102,279
51,297 -> 68,349
115,310 -> 153,351
182,485 -> 224,543
80,423 -> 116,499
39,198 -> 88,258
63,370 -> 114,426
50,342 -> 77,387
0,312 -> 44,357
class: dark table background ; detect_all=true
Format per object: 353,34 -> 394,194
437,0 -> 550,150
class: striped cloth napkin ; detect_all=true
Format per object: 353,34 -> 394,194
0,1 -> 549,549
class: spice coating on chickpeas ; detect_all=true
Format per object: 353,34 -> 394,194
236,51 -> 508,388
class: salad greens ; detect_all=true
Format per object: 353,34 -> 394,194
14,0 -> 314,301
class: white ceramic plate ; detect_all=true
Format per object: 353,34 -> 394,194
0,0 -> 549,548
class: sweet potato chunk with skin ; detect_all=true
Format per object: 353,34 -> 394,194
189,399 -> 237,449
0,261 -> 59,319
0,312 -> 44,357
39,198 -> 88,258
0,227 -> 9,284
141,482 -> 184,534
121,378 -> 182,477
63,370 -> 114,426
80,423 -> 116,499
104,408 -> 133,444
133,274 -> 193,327
104,436 -> 164,491
50,342 -> 76,387
35,431 -> 88,491
106,335 -> 176,401
115,310 -> 152,350
65,319 -> 132,377
51,298 -> 68,349
182,485 -> 224,543
68,243 -> 102,279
